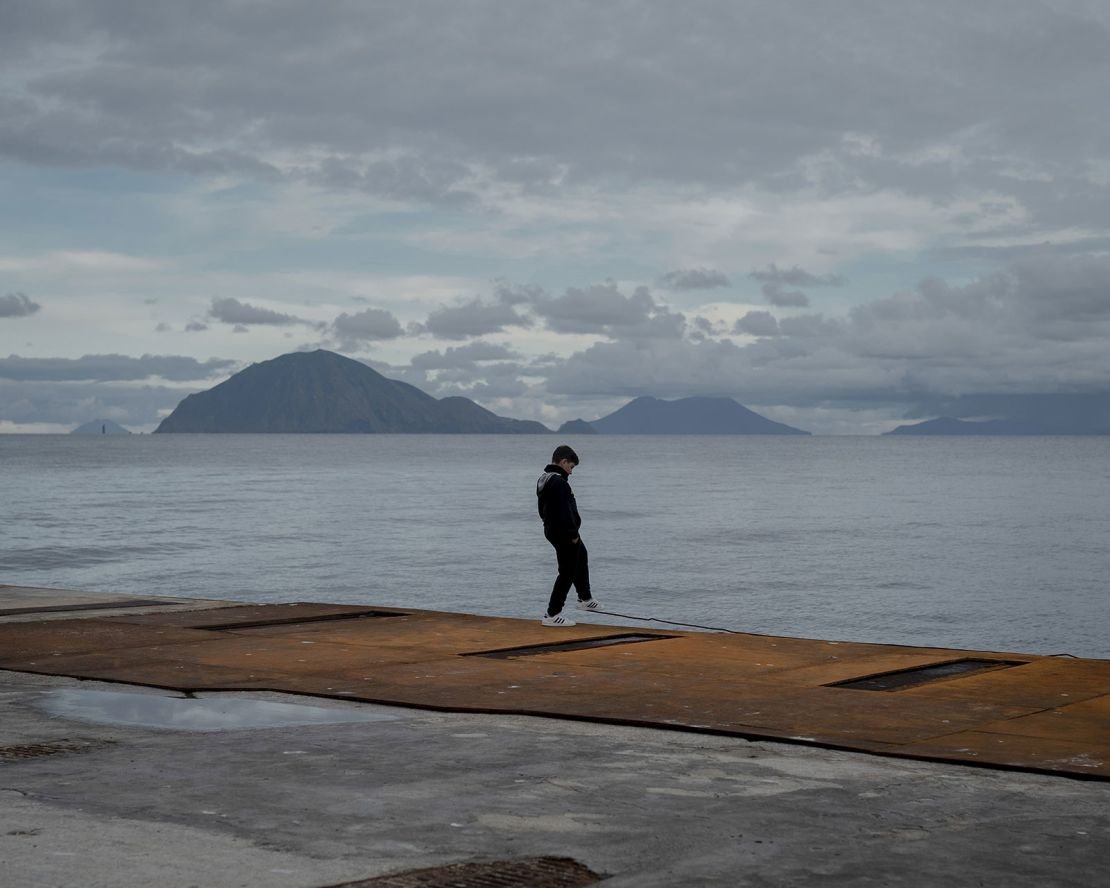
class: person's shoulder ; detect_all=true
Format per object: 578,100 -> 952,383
537,469 -> 567,491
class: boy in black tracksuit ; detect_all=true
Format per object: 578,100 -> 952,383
536,444 -> 601,626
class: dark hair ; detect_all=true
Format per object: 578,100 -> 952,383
551,444 -> 579,465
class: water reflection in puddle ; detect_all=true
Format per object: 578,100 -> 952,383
39,688 -> 404,732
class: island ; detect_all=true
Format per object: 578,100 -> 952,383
155,350 -> 550,434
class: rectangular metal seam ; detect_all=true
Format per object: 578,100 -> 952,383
465,634 -> 676,659
0,600 -> 171,617
202,611 -> 405,631
829,658 -> 1027,691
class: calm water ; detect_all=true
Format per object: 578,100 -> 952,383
2,434 -> 1108,658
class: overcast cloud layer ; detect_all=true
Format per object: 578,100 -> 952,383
2,1 -> 1109,433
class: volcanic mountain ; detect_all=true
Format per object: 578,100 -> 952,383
154,350 -> 549,434
586,396 -> 809,434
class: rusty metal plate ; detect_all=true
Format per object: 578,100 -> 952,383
328,856 -> 599,887
4,603 -> 1110,780
899,730 -> 1110,778
0,620 -> 215,664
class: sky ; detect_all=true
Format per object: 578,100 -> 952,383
3,0 -> 1110,434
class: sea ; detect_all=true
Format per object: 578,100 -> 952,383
2,434 -> 1108,659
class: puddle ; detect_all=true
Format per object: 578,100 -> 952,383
38,688 -> 404,732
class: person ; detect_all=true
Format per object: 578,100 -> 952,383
536,444 -> 601,626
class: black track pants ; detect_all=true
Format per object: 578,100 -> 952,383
546,537 -> 591,617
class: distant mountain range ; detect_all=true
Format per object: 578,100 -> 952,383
885,414 -> 1110,436
884,391 -> 1110,435
160,348 -> 1110,437
154,349 -> 812,435
568,396 -> 809,435
155,350 -> 548,434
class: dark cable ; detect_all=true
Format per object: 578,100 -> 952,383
591,608 -> 741,634
591,610 -> 1083,658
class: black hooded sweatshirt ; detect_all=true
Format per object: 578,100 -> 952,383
536,463 -> 582,543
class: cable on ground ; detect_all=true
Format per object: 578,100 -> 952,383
591,610 -> 1082,658
591,608 -> 740,634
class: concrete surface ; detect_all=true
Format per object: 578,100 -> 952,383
3,669 -> 1110,888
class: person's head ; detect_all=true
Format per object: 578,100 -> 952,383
551,444 -> 579,474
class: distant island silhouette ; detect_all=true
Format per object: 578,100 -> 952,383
155,350 -> 548,434
555,418 -> 598,435
885,414 -> 1110,436
578,396 -> 809,435
154,348 -> 1109,436
154,350 -> 813,435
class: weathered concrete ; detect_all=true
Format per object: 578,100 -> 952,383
3,670 -> 1110,888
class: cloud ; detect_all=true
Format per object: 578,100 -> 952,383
421,298 -> 531,340
930,236 -> 1110,261
1008,252 -> 1110,329
778,314 -> 841,338
492,281 -> 546,306
398,251 -> 1110,426
314,155 -> 479,206
394,341 -> 531,403
734,310 -> 780,337
750,263 -> 849,307
0,251 -> 162,273
657,268 -> 731,290
0,379 -> 196,429
533,283 -> 686,338
331,307 -> 404,347
433,373 -> 530,401
537,251 -> 1110,414
0,352 -> 241,430
760,282 -> 810,308
0,291 -> 40,318
0,354 -> 237,382
749,264 -> 847,287
208,297 -> 311,327
7,1 -> 1110,233
411,342 -> 518,371
545,337 -> 750,401
688,315 -> 727,341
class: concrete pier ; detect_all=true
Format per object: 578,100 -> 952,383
2,585 -> 1109,886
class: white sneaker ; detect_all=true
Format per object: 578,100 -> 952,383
575,598 -> 602,611
541,613 -> 576,627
